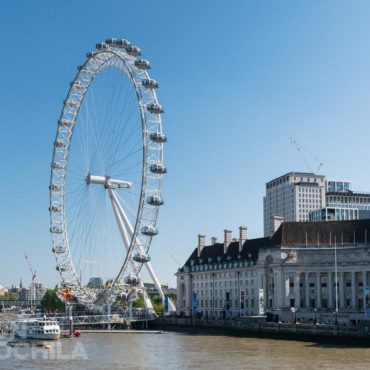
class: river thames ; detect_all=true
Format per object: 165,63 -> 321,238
2,332 -> 370,369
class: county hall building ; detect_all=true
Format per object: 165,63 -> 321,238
176,219 -> 370,323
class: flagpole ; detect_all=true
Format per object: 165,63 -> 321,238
334,236 -> 339,324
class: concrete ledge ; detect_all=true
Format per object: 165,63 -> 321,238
152,318 -> 370,345
80,330 -> 163,334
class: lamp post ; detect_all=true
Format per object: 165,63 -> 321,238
291,307 -> 296,323
314,308 -> 317,325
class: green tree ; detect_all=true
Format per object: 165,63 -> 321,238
151,295 -> 164,314
41,289 -> 64,313
132,297 -> 145,308
167,292 -> 177,305
132,293 -> 175,314
0,293 -> 17,301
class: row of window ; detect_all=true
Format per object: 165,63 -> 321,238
197,298 -> 256,309
192,271 -> 254,280
193,279 -> 254,289
194,288 -> 255,298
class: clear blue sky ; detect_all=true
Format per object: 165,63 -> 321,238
1,0 -> 370,289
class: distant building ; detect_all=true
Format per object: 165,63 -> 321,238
176,220 -> 370,323
310,207 -> 361,221
18,282 -> 47,302
143,282 -> 175,298
87,277 -> 104,288
0,285 -> 8,296
310,185 -> 370,222
326,180 -> 351,193
264,172 -> 370,236
263,172 -> 326,236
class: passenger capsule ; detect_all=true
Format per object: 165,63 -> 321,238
77,65 -> 90,73
55,140 -> 66,148
96,42 -> 109,50
147,195 -> 164,206
124,275 -> 141,285
52,161 -> 65,170
125,45 -> 141,56
58,119 -> 73,127
106,38 -> 131,47
56,266 -> 66,272
105,38 -> 118,45
70,80 -> 86,89
147,103 -> 164,114
115,39 -> 131,47
50,226 -> 63,234
86,51 -> 98,58
142,78 -> 158,89
134,59 -> 150,70
149,163 -> 167,174
52,246 -> 66,254
149,132 -> 167,143
50,205 -> 61,213
133,253 -> 151,263
64,99 -> 78,108
52,162 -> 61,170
141,225 -> 159,236
49,184 -> 61,192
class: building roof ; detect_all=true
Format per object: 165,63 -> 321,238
183,236 -> 276,268
326,191 -> 370,198
278,219 -> 370,246
181,219 -> 370,269
266,171 -> 324,186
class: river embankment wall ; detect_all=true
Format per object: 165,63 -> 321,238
151,317 -> 370,344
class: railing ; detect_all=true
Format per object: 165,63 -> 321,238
47,313 -> 154,326
0,312 -> 156,328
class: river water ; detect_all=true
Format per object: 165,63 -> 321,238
2,332 -> 370,370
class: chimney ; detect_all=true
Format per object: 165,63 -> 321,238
198,234 -> 205,257
272,216 -> 284,234
224,229 -> 232,254
211,237 -> 218,245
239,226 -> 247,252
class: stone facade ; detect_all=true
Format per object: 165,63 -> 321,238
176,220 -> 370,323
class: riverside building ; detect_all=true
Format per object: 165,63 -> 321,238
176,220 -> 370,323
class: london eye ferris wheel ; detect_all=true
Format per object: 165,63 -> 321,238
49,38 -> 173,311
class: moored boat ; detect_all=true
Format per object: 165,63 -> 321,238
14,318 -> 60,340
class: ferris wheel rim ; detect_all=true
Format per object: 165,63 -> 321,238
49,40 -> 165,306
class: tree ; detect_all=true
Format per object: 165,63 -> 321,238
41,289 -> 64,313
167,292 -> 177,305
132,297 -> 145,308
151,295 -> 164,314
0,293 -> 17,301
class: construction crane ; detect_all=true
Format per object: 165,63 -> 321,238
23,252 -> 37,309
290,138 -> 323,174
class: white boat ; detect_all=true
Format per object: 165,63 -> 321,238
14,318 -> 60,340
